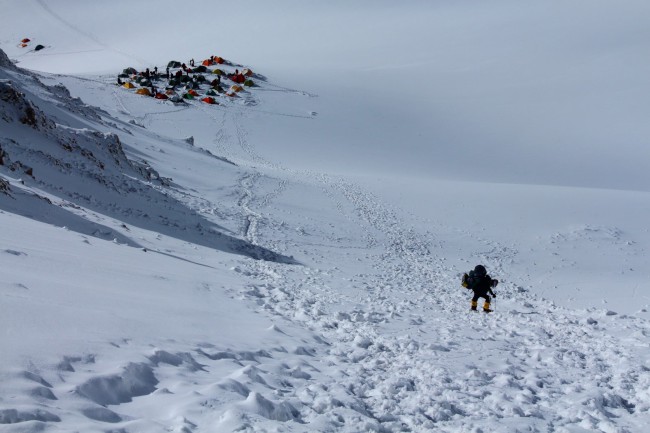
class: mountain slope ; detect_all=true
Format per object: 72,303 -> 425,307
2,0 -> 650,431
0,49 -> 294,263
2,47 -> 650,432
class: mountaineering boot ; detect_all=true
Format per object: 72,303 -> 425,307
470,300 -> 478,311
483,301 -> 492,313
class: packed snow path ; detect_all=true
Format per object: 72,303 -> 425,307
121,85 -> 650,431
233,173 -> 650,432
2,65 -> 649,433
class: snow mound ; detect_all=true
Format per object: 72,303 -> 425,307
237,392 -> 301,422
0,408 -> 61,424
75,362 -> 158,406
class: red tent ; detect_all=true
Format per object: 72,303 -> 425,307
231,74 -> 245,84
21,38 -> 30,43
201,97 -> 217,104
154,93 -> 169,100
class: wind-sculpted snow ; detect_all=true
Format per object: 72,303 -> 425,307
0,409 -> 61,424
75,362 -> 158,406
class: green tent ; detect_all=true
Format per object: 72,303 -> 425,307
183,93 -> 194,100
244,79 -> 255,87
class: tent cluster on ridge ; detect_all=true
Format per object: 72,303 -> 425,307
117,55 -> 257,105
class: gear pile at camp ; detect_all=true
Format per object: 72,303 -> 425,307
118,56 -> 257,105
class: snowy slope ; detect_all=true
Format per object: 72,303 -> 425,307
2,1 -> 650,432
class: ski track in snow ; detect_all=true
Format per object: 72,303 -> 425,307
238,172 -> 263,245
2,56 -> 650,433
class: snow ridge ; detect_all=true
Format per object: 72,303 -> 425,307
0,49 -> 294,263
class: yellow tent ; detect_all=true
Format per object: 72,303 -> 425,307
212,69 -> 223,75
123,82 -> 136,89
135,88 -> 151,96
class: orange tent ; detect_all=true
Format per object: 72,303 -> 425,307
188,89 -> 199,97
229,85 -> 244,93
21,38 -> 30,43
242,68 -> 253,77
202,59 -> 213,66
214,56 -> 224,64
155,93 -> 169,100
136,88 -> 151,96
